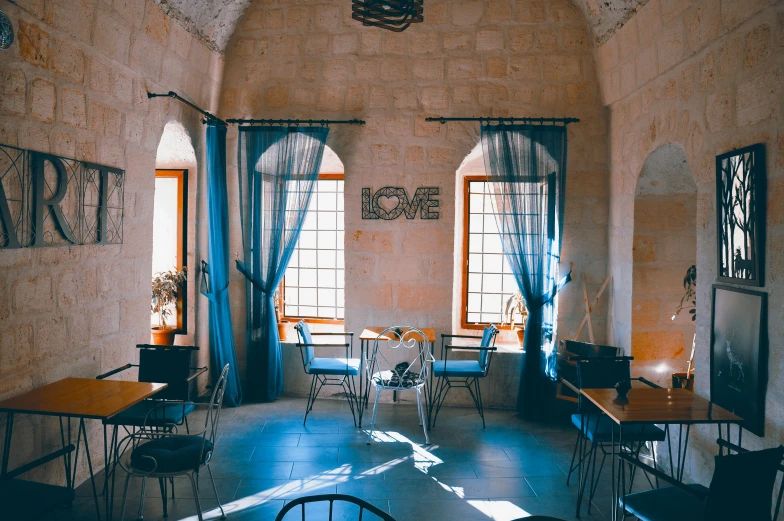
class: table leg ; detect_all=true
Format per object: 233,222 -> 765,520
356,339 -> 368,428
1,412 -> 14,476
59,417 -> 71,489
611,420 -> 616,521
74,419 -> 102,521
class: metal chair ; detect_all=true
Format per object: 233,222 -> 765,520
117,364 -> 230,521
367,326 -> 432,444
294,320 -> 359,426
620,441 -> 784,521
430,325 -> 499,428
566,357 -> 665,517
96,344 -> 207,514
274,494 -> 397,521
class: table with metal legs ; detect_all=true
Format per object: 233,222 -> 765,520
579,387 -> 743,521
0,378 -> 167,521
356,327 -> 436,428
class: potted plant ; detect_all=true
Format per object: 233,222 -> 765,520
274,289 -> 288,341
151,267 -> 187,345
502,292 -> 528,348
671,265 -> 696,390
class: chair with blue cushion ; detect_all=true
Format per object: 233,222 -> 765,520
566,356 -> 665,517
620,440 -> 784,521
294,320 -> 359,426
118,364 -> 231,521
430,325 -> 499,429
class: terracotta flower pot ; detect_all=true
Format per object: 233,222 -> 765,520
278,321 -> 289,341
151,327 -> 177,346
515,328 -> 525,348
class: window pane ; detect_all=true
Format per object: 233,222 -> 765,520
463,179 -> 522,327
283,177 -> 345,320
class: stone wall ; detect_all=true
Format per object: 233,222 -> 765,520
0,0 -> 222,485
599,0 -> 784,481
219,0 -> 610,402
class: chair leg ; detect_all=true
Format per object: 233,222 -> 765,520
304,374 -> 317,425
207,465 -> 226,519
187,472 -> 204,521
474,378 -> 486,429
431,377 -> 450,428
120,471 -> 132,521
158,478 -> 168,518
566,432 -> 582,485
137,476 -> 147,521
368,387 -> 381,442
417,388 -> 430,445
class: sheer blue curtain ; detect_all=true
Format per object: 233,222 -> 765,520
481,124 -> 570,420
201,120 -> 242,407
236,126 -> 328,402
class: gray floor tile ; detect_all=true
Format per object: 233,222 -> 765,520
434,477 -> 536,499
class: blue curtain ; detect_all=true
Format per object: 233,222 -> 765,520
481,124 -> 570,420
235,126 -> 328,402
201,120 -> 242,407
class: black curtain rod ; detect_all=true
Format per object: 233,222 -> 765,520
147,91 -> 226,125
227,119 -> 365,126
425,116 -> 580,125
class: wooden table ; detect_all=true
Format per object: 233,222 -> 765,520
0,378 -> 167,521
580,387 -> 743,521
357,327 -> 436,428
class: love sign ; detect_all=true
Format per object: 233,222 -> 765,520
362,186 -> 439,220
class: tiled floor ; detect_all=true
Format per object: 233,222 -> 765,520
67,397 -> 633,521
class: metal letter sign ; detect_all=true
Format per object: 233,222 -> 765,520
362,186 -> 439,220
0,144 -> 124,248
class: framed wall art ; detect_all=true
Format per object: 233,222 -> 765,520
715,144 -> 766,286
710,284 -> 768,436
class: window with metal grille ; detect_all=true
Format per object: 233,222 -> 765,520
462,177 -> 519,328
282,175 -> 344,321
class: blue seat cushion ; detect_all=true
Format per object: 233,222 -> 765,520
620,484 -> 708,521
130,436 -> 213,473
307,357 -> 360,376
106,401 -> 195,427
571,414 -> 666,442
432,360 -> 484,378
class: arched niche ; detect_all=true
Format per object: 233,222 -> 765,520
631,144 -> 697,386
151,121 -> 198,348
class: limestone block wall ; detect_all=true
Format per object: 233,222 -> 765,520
219,0 -> 610,403
0,0 -> 222,485
598,0 -> 784,482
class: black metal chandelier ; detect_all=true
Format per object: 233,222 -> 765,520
351,1 -> 423,32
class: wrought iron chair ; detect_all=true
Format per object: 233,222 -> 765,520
117,364 -> 230,521
274,494 -> 397,521
367,326 -> 432,444
294,320 -> 359,426
620,441 -> 784,521
567,357 -> 665,517
430,325 -> 499,428
96,344 -> 207,513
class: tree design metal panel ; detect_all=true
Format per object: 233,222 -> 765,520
715,144 -> 765,286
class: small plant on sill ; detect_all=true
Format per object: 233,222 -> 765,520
151,267 -> 187,330
503,292 -> 528,347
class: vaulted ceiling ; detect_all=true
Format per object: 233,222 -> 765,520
156,0 -> 646,52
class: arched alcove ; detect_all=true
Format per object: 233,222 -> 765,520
151,121 -> 198,347
631,144 -> 696,386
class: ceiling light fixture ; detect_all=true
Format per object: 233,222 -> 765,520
0,10 -> 14,50
351,0 -> 423,32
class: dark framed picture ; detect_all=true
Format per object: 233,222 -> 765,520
715,144 -> 766,286
710,284 -> 768,436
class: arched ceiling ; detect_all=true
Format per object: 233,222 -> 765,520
158,0 -> 646,52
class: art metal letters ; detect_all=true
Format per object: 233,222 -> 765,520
0,143 -> 124,249
715,143 -> 766,286
362,186 -> 439,220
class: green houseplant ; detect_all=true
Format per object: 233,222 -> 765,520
503,291 -> 528,348
151,267 -> 187,345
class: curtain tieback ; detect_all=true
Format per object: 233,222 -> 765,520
235,259 -> 273,294
200,260 -> 230,302
530,270 -> 572,310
